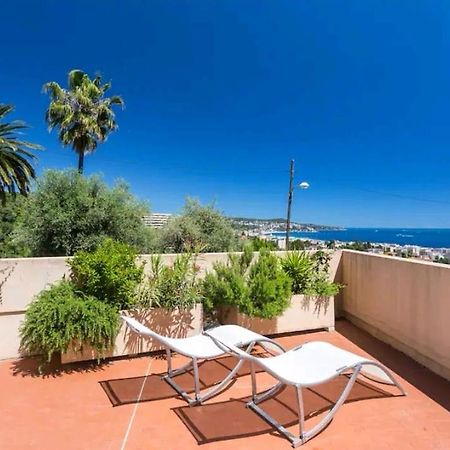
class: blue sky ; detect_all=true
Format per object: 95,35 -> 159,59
2,0 -> 450,227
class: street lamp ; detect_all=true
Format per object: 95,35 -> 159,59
285,160 -> 309,250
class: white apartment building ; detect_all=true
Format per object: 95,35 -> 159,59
142,213 -> 173,228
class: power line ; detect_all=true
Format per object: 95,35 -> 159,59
341,185 -> 450,205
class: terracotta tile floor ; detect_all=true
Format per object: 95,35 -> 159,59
1,320 -> 449,450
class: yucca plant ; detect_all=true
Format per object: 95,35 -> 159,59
0,104 -> 41,200
43,69 -> 124,173
281,251 -> 314,294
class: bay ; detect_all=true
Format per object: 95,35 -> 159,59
271,228 -> 450,249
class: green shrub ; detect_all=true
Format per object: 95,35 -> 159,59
0,195 -> 30,257
15,169 -> 153,256
20,281 -> 120,362
136,253 -> 202,309
289,239 -> 310,250
69,238 -> 143,309
246,250 -> 291,318
157,198 -> 238,253
248,237 -> 278,251
202,248 -> 291,319
202,248 -> 252,312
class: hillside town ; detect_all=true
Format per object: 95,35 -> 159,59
265,235 -> 450,264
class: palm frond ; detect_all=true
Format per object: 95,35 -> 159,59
42,82 -> 65,100
68,69 -> 86,90
0,104 -> 40,199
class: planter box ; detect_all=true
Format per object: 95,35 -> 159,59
61,304 -> 203,364
218,294 -> 334,335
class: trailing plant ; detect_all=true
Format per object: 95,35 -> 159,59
20,281 -> 120,363
69,238 -> 143,310
136,253 -> 202,309
202,248 -> 292,319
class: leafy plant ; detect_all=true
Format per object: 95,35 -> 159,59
281,251 -> 314,294
69,238 -> 144,309
202,248 -> 292,319
304,274 -> 343,298
136,253 -> 202,309
20,281 -> 120,363
311,250 -> 332,273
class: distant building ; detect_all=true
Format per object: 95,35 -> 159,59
277,238 -> 286,250
142,213 -> 173,228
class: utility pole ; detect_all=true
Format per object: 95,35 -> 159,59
285,159 -> 295,251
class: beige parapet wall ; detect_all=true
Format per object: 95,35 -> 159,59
0,251 -> 341,360
340,250 -> 450,381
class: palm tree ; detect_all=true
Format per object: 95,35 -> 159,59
0,104 -> 41,200
43,69 -> 124,173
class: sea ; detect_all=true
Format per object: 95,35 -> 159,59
271,228 -> 450,249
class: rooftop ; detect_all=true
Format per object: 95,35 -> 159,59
2,319 -> 449,450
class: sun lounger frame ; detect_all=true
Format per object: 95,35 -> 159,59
121,315 -> 286,406
206,334 -> 406,447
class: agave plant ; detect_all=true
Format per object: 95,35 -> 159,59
43,69 -> 124,173
0,104 -> 41,200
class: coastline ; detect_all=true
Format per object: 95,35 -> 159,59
269,228 -> 450,250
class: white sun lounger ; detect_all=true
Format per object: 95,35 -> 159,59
120,316 -> 286,406
206,333 -> 406,447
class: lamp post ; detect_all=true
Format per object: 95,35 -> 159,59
285,159 -> 309,250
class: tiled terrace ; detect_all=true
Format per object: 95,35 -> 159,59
1,320 -> 449,450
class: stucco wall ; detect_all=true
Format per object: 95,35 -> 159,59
340,250 -> 450,380
0,251 -> 341,360
2,249 -> 448,381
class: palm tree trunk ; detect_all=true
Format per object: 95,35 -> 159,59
78,151 -> 84,174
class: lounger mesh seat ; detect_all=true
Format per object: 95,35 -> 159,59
206,334 -> 406,447
121,316 -> 285,405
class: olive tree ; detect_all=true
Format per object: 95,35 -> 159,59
15,170 -> 154,256
157,199 -> 238,253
